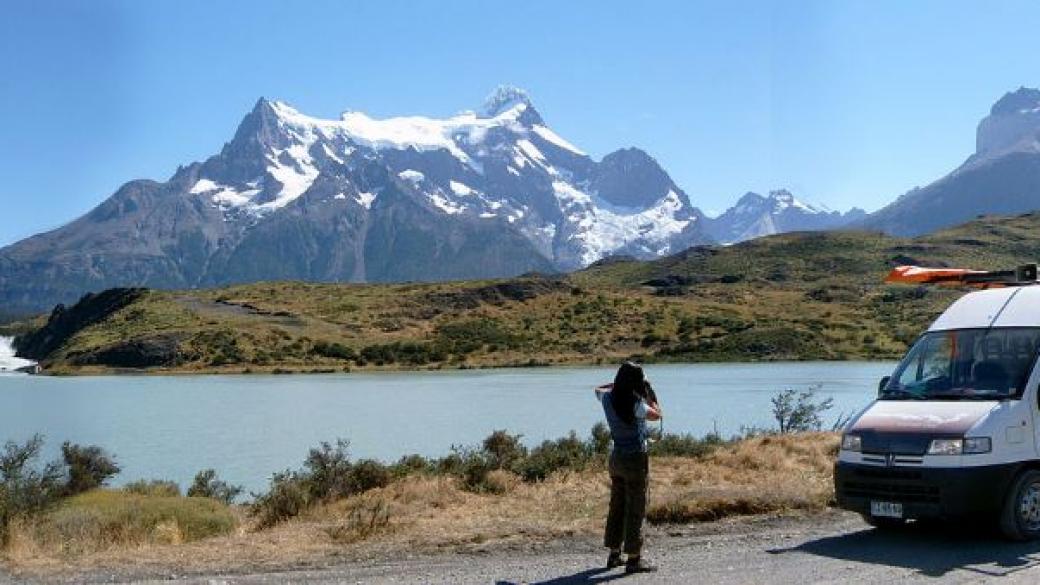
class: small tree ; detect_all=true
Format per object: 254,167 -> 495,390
771,386 -> 834,434
0,435 -> 63,547
187,469 -> 243,505
482,430 -> 527,470
589,422 -> 612,456
61,442 -> 120,496
302,439 -> 354,501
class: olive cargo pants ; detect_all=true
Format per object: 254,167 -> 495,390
604,451 -> 649,555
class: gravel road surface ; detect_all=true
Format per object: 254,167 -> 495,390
6,511 -> 1040,584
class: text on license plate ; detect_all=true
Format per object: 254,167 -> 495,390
870,501 -> 903,518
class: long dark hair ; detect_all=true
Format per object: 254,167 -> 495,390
611,362 -> 645,425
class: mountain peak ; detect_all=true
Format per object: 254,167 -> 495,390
990,87 -> 1040,116
481,85 -> 534,117
735,191 -> 766,205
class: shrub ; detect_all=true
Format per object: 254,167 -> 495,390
251,470 -> 309,529
771,386 -> 834,433
517,432 -> 593,482
589,422 -> 611,456
648,433 -> 722,458
252,440 -> 393,528
436,318 -> 521,354
359,342 -> 446,366
124,479 -> 181,498
312,341 -> 357,361
348,459 -> 391,493
302,439 -> 355,501
187,469 -> 243,505
452,448 -> 495,493
482,430 -> 527,470
0,435 -> 63,547
61,442 -> 120,496
389,454 -> 432,478
326,498 -> 391,544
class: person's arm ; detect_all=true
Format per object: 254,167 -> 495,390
645,402 -> 662,421
594,383 -> 613,398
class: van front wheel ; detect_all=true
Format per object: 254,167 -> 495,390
999,469 -> 1040,541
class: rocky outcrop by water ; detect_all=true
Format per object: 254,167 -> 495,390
67,333 -> 183,368
14,288 -> 147,362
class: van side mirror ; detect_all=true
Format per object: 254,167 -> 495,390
878,376 -> 891,396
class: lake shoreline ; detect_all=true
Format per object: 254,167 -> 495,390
29,354 -> 899,377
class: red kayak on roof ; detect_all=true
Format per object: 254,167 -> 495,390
885,264 -> 1038,287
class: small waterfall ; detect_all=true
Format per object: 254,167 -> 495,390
0,336 -> 35,374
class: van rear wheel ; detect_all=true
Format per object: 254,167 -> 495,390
999,469 -> 1040,541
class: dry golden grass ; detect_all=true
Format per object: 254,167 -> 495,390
2,433 -> 839,578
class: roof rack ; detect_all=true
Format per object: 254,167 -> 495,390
885,264 -> 1038,288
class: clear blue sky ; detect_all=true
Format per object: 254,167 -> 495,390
2,0 -> 1038,246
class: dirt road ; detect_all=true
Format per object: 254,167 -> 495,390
7,511 -> 1040,584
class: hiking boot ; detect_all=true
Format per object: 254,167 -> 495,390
625,556 -> 658,574
606,551 -> 623,569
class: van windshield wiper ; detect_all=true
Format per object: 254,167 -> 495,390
879,388 -> 927,400
928,389 -> 1007,401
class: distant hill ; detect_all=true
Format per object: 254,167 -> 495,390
860,87 -> 1040,236
17,212 -> 1040,374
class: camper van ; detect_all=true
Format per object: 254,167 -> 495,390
834,264 -> 1040,540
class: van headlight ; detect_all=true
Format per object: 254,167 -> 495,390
926,437 -> 992,455
841,434 -> 862,452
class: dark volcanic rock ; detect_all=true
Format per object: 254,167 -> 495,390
14,288 -> 147,361
425,278 -> 570,310
68,333 -> 183,368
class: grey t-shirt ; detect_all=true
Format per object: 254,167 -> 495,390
596,389 -> 649,454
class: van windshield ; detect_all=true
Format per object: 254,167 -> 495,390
882,328 -> 1040,400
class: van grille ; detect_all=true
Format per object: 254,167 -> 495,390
842,467 -> 940,503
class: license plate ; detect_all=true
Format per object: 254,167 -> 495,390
870,501 -> 903,518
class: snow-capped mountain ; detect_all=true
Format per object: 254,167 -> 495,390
0,87 -> 710,314
860,87 -> 1040,236
706,190 -> 865,243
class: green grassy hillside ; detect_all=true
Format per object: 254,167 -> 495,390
21,212 -> 1040,374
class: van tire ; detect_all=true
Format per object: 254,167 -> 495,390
861,514 -> 906,530
999,469 -> 1040,541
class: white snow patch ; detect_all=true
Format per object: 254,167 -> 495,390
322,143 -> 345,164
190,179 -> 221,194
266,99 -> 533,173
428,192 -> 465,215
450,181 -> 476,196
532,125 -> 585,155
356,191 -> 377,209
479,212 -> 497,219
551,183 -> 691,265
398,169 -> 425,183
190,179 -> 261,207
333,193 -> 347,200
507,166 -> 520,176
516,139 -> 546,164
260,144 -> 319,211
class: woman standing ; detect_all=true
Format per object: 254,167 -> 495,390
594,362 -> 661,573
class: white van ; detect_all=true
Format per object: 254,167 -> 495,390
834,264 -> 1040,540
